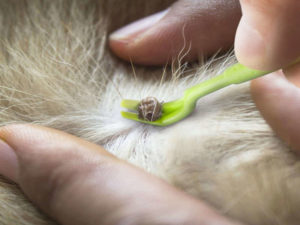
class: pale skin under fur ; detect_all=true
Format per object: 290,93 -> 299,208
0,1 -> 300,225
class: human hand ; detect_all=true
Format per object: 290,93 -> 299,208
109,0 -> 300,152
240,0 -> 300,153
0,124 -> 243,225
109,0 -> 242,66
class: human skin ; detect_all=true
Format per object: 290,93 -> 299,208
109,0 -> 300,153
0,124 -> 243,225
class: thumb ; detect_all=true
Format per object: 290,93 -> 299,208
235,0 -> 300,71
109,0 -> 241,65
0,124 -> 242,225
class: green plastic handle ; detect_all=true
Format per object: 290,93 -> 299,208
183,63 -> 269,102
184,58 -> 300,103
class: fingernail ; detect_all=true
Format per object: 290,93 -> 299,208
110,9 -> 168,42
0,138 -> 18,182
235,17 -> 266,70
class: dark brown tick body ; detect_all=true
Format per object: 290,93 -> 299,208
138,97 -> 162,121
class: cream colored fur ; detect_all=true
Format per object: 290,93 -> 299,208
1,1 -> 300,225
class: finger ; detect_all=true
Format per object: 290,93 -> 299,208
0,124 -> 242,225
235,0 -> 300,71
251,63 -> 300,152
109,0 -> 241,65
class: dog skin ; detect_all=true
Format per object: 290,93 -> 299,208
0,1 -> 300,225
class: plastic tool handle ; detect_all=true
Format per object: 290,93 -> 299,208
183,63 -> 269,102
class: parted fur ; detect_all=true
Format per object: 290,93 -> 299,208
0,1 -> 300,225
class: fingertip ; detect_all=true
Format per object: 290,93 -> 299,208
109,9 -> 169,42
109,9 -> 172,65
251,71 -> 300,152
109,35 -> 172,66
237,0 -> 300,71
0,124 -> 115,185
109,0 -> 241,65
0,124 -> 56,184
109,22 -> 179,66
235,17 -> 267,70
0,138 -> 18,182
